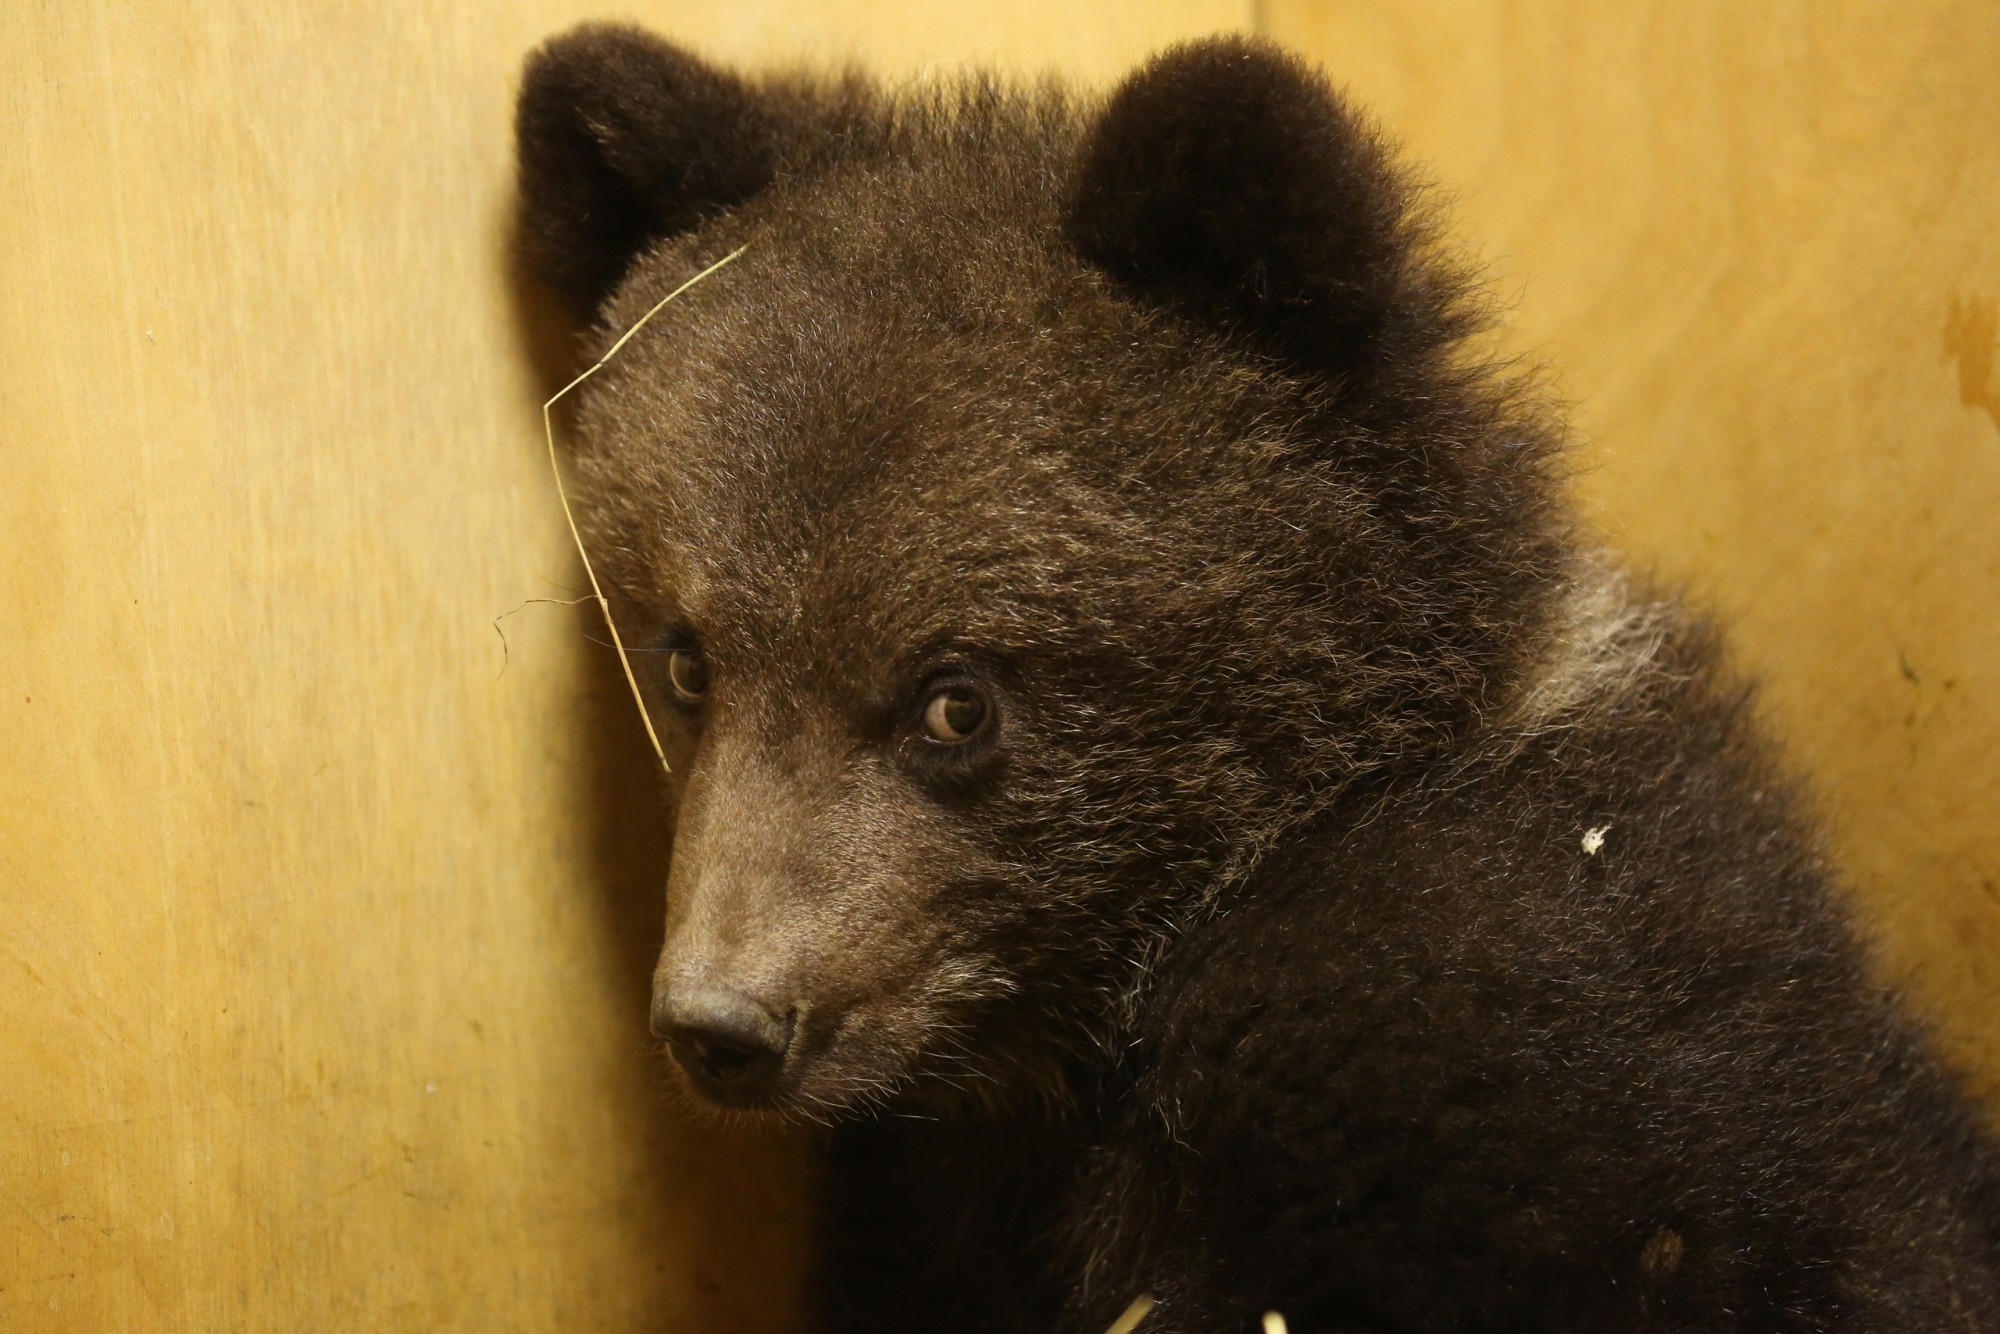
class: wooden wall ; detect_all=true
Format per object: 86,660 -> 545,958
5,2 -> 1995,1330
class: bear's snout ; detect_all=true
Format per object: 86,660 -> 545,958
652,987 -> 796,1106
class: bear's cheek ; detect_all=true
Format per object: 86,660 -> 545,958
776,816 -> 1023,1101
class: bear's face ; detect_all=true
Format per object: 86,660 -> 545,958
518,27 -> 1563,1116
573,189 -> 1331,1114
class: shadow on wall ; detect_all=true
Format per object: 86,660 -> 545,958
506,236 -> 817,1333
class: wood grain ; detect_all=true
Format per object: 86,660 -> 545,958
1268,0 -> 2000,1101
0,3 -> 1247,1329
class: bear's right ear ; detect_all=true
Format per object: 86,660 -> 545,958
515,24 -> 776,316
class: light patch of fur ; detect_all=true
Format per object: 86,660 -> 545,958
1498,553 -> 1673,740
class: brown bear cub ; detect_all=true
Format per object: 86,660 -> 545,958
514,25 -> 2000,1332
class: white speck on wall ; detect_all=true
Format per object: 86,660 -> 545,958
1581,824 -> 1611,856
426,1082 -> 437,1094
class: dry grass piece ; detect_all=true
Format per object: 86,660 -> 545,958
540,244 -> 750,775
1104,1294 -> 1155,1333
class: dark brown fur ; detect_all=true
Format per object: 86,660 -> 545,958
514,25 -> 2000,1331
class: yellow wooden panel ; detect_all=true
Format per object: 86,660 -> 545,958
0,2 -> 1248,1329
1267,2 -> 2000,1100
681,0 -> 1253,74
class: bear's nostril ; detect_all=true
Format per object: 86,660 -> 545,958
654,988 -> 794,1102
697,1041 -> 755,1078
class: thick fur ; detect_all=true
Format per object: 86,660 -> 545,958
515,26 -> 2000,1331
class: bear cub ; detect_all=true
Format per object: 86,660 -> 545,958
514,25 -> 2000,1332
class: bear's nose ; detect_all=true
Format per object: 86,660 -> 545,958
652,988 -> 794,1103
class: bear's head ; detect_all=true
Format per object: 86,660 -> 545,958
516,26 -> 1563,1117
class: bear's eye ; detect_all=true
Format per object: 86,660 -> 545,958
667,647 -> 710,704
921,684 -> 990,743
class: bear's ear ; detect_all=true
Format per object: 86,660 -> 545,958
1069,37 -> 1437,374
516,24 -> 776,316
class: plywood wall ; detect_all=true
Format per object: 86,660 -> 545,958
0,4 -> 1247,1330
1264,1 -> 2000,1103
7,3 -> 1996,1331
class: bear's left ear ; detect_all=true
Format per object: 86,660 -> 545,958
515,24 -> 777,316
1069,37 -> 1444,375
